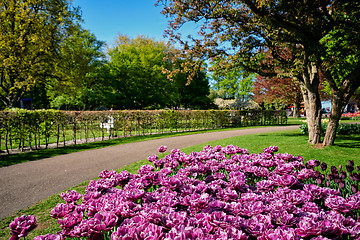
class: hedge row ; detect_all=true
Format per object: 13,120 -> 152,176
0,109 -> 287,154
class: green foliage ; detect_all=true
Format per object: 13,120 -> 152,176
0,0 -> 81,108
102,35 -> 213,110
212,66 -> 255,101
47,29 -> 105,110
172,66 -> 215,109
0,109 -> 287,156
300,123 -> 360,136
105,35 -> 174,109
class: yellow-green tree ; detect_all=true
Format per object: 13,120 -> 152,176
46,29 -> 105,110
0,0 -> 80,108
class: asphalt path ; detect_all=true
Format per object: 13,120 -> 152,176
0,125 -> 299,219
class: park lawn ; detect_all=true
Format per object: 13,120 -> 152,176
1,128 -> 360,239
181,129 -> 360,168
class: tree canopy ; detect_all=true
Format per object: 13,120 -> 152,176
46,29 -> 105,110
102,34 -> 213,110
157,0 -> 360,145
0,0 -> 81,108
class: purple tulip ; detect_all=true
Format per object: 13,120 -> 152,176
325,195 -> 352,214
306,159 -> 319,169
50,203 -> 76,219
60,190 -> 82,204
245,214 -> 273,237
157,145 -> 167,153
256,180 -> 274,192
297,168 -> 316,180
34,232 -> 63,240
320,162 -> 327,171
99,170 -> 117,179
57,210 -> 83,236
295,217 -> 322,237
9,215 -> 37,239
320,220 -> 344,238
279,174 -> 298,187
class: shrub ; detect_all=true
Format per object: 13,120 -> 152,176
8,145 -> 360,239
300,122 -> 360,136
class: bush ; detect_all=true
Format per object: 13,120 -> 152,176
9,145 -> 360,239
300,122 -> 360,136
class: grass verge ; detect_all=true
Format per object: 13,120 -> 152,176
1,127 -> 360,239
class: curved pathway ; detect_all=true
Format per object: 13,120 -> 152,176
0,125 -> 299,219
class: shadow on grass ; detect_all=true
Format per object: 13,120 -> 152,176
0,132 -> 186,167
280,132 -> 305,137
255,130 -> 304,138
334,135 -> 360,148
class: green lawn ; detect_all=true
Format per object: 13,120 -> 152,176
1,125 -> 360,239
181,129 -> 360,167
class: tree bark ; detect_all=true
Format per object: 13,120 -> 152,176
322,69 -> 360,146
322,95 -> 344,146
298,58 -> 322,145
293,98 -> 302,118
301,83 -> 322,144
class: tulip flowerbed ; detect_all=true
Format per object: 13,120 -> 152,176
342,112 -> 360,120
9,145 -> 360,239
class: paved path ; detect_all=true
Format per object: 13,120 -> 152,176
0,125 -> 299,219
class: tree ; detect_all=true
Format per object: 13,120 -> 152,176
106,34 -> 214,110
172,66 -> 214,109
46,28 -> 105,110
106,35 -> 176,109
253,75 -> 303,117
157,0 -> 360,146
212,67 -> 255,102
0,0 -> 81,109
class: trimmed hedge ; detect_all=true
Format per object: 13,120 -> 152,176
0,109 -> 287,154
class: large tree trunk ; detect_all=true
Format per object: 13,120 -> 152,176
322,69 -> 360,146
298,58 -> 322,145
322,95 -> 345,146
301,83 -> 322,144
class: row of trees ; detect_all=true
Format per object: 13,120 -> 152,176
2,0 -> 360,146
0,0 -> 214,111
45,34 -> 214,110
157,0 -> 360,146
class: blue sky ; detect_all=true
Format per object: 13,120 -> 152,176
72,0 -> 170,46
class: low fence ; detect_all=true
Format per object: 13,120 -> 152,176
0,109 -> 287,154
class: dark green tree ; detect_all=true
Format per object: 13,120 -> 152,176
172,68 -> 214,109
